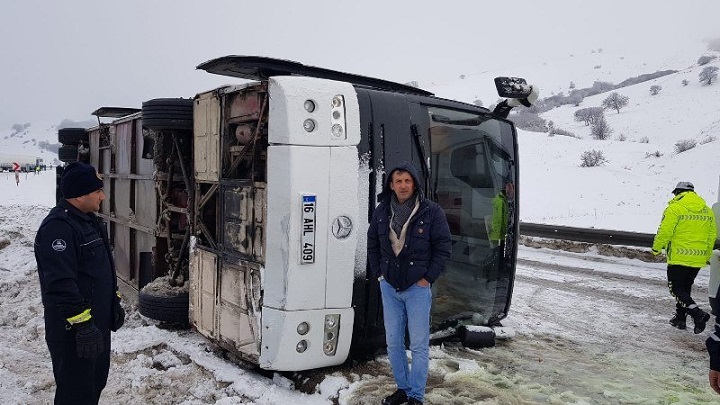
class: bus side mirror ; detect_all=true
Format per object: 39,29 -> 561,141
494,77 -> 532,98
492,77 -> 539,119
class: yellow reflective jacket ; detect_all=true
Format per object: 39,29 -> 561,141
489,192 -> 508,242
652,191 -> 716,267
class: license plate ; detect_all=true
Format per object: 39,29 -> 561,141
301,195 -> 316,264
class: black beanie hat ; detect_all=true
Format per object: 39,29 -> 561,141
61,162 -> 104,198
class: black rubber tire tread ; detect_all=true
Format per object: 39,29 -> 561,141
459,326 -> 496,348
141,99 -> 194,131
141,105 -> 193,113
141,111 -> 193,119
58,145 -> 78,163
138,289 -> 189,323
142,111 -> 193,119
142,118 -> 193,131
58,128 -> 88,145
142,98 -> 194,108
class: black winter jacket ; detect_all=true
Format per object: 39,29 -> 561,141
367,162 -> 452,291
34,200 -> 119,341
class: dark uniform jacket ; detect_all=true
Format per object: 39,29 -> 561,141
34,200 -> 120,341
367,162 -> 452,291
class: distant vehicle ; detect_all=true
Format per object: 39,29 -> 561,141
55,57 -> 538,371
0,155 -> 43,172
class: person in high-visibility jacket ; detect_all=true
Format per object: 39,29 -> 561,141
489,180 -> 514,245
652,181 -> 716,334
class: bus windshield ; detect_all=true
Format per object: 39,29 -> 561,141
428,106 -> 518,330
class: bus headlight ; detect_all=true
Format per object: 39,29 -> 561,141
297,322 -> 310,335
303,119 -> 316,132
330,95 -> 346,140
323,314 -> 340,356
304,100 -> 316,113
331,96 -> 343,108
331,124 -> 344,138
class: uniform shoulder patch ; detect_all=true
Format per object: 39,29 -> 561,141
51,239 -> 67,252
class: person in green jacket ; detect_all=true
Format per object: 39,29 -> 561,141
652,181 -> 717,334
489,180 -> 514,246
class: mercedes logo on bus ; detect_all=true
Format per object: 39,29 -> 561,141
331,216 -> 353,239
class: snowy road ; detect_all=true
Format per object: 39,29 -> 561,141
336,245 -> 718,404
2,172 -> 719,404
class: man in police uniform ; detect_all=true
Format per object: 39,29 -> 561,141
652,181 -> 716,334
34,162 -> 125,404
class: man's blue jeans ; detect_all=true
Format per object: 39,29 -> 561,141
380,279 -> 432,402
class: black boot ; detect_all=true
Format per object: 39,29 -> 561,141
669,309 -> 687,329
382,389 -> 408,405
689,307 -> 711,334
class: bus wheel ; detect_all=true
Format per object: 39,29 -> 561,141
459,326 -> 495,349
141,98 -> 194,131
138,289 -> 189,324
58,128 -> 89,145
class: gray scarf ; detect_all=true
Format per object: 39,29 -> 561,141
390,192 -> 417,236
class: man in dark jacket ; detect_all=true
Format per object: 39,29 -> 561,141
367,162 -> 452,405
34,162 -> 125,405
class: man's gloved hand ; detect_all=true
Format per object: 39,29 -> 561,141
111,292 -> 125,332
75,321 -> 104,359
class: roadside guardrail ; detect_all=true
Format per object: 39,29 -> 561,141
519,222 -> 720,250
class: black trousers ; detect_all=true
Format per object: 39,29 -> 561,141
46,333 -> 111,405
667,264 -> 701,312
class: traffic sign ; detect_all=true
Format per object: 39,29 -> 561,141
12,162 -> 19,171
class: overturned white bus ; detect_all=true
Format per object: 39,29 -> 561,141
56,56 -> 537,371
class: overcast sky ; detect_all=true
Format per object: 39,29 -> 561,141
1,0 -> 719,130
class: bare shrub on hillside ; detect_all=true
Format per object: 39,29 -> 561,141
616,133 -> 627,141
701,135 -> 716,145
580,150 -> 608,167
682,79 -> 689,86
699,66 -> 719,85
574,107 -> 604,126
698,55 -> 717,65
645,150 -> 663,158
674,139 -> 697,153
649,85 -> 662,95
601,92 -> 630,113
591,116 -> 613,140
639,136 -> 650,143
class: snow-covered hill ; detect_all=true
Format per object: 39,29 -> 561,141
426,40 -> 720,233
0,122 -> 60,165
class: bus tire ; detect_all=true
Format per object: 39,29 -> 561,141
138,289 -> 189,324
58,145 -> 78,163
141,98 -> 194,131
58,128 -> 89,145
459,326 -> 495,349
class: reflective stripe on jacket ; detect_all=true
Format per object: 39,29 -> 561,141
652,191 -> 716,268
